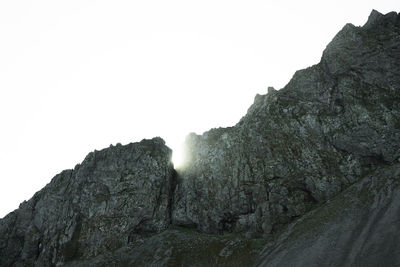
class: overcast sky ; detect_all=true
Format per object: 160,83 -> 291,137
0,0 -> 398,218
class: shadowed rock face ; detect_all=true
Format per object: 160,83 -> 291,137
172,10 -> 400,237
255,163 -> 400,267
0,137 -> 175,266
1,10 -> 400,267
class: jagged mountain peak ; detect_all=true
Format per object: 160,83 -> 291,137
364,9 -> 399,29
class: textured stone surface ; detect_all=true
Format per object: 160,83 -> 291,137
172,9 -> 400,237
255,163 -> 400,267
62,227 -> 267,267
1,9 -> 400,267
0,137 -> 175,266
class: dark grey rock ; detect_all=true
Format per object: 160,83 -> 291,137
255,163 -> 400,267
172,9 -> 400,238
0,137 -> 175,266
62,227 -> 266,267
1,9 -> 400,267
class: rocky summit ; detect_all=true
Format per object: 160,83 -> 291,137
1,9 -> 400,267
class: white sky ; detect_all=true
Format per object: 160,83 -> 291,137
0,1 -> 398,218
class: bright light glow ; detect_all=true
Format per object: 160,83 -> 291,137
0,0 -> 398,218
171,142 -> 186,169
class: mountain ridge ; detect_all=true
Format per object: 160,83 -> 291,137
1,9 -> 400,266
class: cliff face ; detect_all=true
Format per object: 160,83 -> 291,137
172,10 -> 400,237
1,10 -> 400,267
0,138 -> 175,266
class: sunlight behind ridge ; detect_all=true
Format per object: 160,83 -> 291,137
171,142 -> 185,169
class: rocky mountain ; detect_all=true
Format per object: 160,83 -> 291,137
1,9 -> 400,266
0,138 -> 176,266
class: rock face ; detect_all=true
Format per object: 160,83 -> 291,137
0,138 -> 175,266
255,163 -> 400,267
172,10 -> 400,237
1,9 -> 400,267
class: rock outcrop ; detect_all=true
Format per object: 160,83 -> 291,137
0,9 -> 400,267
0,138 -> 175,266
